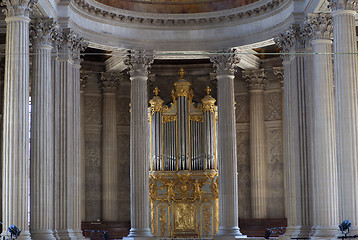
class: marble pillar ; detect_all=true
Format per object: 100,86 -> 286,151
53,29 -> 87,240
306,13 -> 339,239
210,50 -> 245,239
29,18 -> 57,240
1,1 -> 35,239
100,72 -> 119,221
329,0 -> 358,230
274,27 -> 312,239
125,50 -> 154,239
242,69 -> 268,219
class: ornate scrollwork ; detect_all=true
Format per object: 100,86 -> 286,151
126,50 -> 154,77
303,13 -> 333,41
100,72 -> 120,93
2,0 -> 36,17
242,69 -> 268,90
210,49 -> 240,76
162,115 -> 176,123
189,115 -> 203,122
30,18 -> 58,46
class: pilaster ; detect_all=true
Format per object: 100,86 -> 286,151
242,69 -> 268,219
29,18 -> 58,240
210,49 -> 245,239
100,72 -> 119,222
1,0 -> 35,239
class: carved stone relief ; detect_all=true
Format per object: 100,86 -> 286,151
264,92 -> 282,121
85,132 -> 102,221
266,128 -> 284,218
84,96 -> 102,124
237,131 -> 251,219
235,94 -> 249,123
117,97 -> 130,126
117,133 -> 130,222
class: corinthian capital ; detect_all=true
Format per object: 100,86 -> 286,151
210,49 -> 240,76
100,72 -> 120,93
328,0 -> 358,11
304,13 -> 333,40
126,50 -> 154,77
273,67 -> 284,88
30,18 -> 58,47
1,0 -> 36,18
57,29 -> 88,61
242,69 -> 267,90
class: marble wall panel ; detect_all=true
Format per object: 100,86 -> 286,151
235,94 -> 250,123
264,91 -> 282,121
117,97 -> 130,126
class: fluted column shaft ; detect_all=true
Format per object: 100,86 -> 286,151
210,51 -> 244,238
53,29 -> 86,239
275,27 -> 312,239
1,1 -> 34,238
126,51 -> 153,239
29,18 -> 56,240
311,37 -> 338,238
330,1 -> 358,228
243,69 -> 267,219
100,74 -> 119,221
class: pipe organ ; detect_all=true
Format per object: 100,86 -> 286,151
149,68 -> 219,238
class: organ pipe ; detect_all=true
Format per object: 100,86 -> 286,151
149,69 -> 217,172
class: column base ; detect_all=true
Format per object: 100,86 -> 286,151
214,226 -> 247,239
310,225 -> 339,239
53,229 -> 84,240
279,225 -> 311,240
2,230 -> 31,240
125,228 -> 154,239
30,229 -> 56,240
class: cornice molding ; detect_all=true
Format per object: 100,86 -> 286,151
72,0 -> 287,27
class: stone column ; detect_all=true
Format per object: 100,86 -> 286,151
242,69 -> 268,219
210,50 -> 245,239
80,73 -> 88,222
125,50 -> 154,239
53,29 -> 86,239
328,0 -> 358,230
304,13 -> 339,239
100,72 -> 119,221
274,26 -> 312,239
1,1 -> 35,238
29,18 -> 57,240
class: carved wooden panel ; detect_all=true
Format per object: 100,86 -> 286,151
237,131 -> 251,219
85,132 -> 102,221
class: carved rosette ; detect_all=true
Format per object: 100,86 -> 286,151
242,69 -> 268,91
273,67 -> 284,88
100,72 -> 119,93
210,49 -> 240,76
1,0 -> 36,18
304,13 -> 333,41
30,18 -> 58,47
127,50 -> 154,77
328,0 -> 358,11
